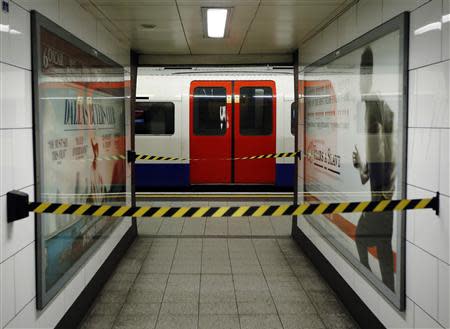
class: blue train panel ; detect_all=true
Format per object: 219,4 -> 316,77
136,164 -> 189,187
275,164 -> 295,187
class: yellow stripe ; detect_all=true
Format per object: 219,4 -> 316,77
354,201 -> 370,213
333,202 -> 349,214
212,207 -> 229,218
232,206 -> 249,217
373,200 -> 391,212
93,205 -> 111,217
73,204 -> 92,216
313,203 -> 329,215
253,205 -> 270,217
293,204 -> 309,215
112,206 -> 131,217
33,202 -> 52,213
54,203 -> 71,215
133,206 -> 150,218
192,207 -> 209,218
153,207 -> 170,217
415,198 -> 432,209
394,199 -> 410,211
272,205 -> 289,216
173,207 -> 189,218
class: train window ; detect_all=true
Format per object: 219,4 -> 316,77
291,101 -> 297,135
135,102 -> 175,135
239,87 -> 273,136
193,87 -> 227,136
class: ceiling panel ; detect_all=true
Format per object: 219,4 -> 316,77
86,0 -> 351,56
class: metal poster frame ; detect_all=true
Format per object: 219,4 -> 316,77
31,11 -> 127,309
303,12 -> 409,310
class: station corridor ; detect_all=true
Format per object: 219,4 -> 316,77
80,236 -> 358,329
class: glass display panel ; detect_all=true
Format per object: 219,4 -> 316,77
32,12 -> 127,309
303,14 -> 408,309
239,87 -> 273,136
135,102 -> 175,135
193,87 -> 227,136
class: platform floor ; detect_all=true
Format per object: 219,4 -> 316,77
80,236 -> 359,329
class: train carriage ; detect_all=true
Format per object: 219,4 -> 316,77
135,67 -> 296,189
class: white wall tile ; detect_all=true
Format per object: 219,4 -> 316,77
357,0 -> 383,36
0,1 -> 31,70
414,304 -> 442,328
13,0 -> 60,23
438,261 -> 449,328
337,5 -> 358,47
409,61 -> 449,129
0,129 -> 34,196
1,257 -> 15,328
441,129 -> 450,196
382,0 -> 420,22
406,241 -> 439,318
443,0 -> 449,61
0,63 -> 32,129
5,299 -> 37,329
14,243 -> 36,313
410,0 -> 443,69
407,128 -> 440,192
63,268 -> 85,313
413,190 -> 449,263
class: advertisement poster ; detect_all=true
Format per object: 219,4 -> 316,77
32,13 -> 126,308
303,15 -> 407,308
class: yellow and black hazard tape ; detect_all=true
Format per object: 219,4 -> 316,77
5,193 -> 438,223
132,151 -> 302,162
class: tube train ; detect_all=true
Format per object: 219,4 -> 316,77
135,67 -> 296,190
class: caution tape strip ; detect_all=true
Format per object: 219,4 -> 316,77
27,197 -> 438,219
133,151 -> 302,162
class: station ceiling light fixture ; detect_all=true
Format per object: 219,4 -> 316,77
202,8 -> 232,38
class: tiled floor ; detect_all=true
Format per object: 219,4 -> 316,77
80,237 -> 359,329
136,201 -> 293,237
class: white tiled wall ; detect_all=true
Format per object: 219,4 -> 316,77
0,1 -> 132,328
298,0 -> 450,328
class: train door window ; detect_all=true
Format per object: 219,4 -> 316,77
193,87 -> 227,136
135,102 -> 175,135
291,101 -> 297,135
239,87 -> 272,136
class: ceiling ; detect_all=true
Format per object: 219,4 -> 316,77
79,0 -> 354,57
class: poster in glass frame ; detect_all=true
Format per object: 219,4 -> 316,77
31,11 -> 127,309
302,13 -> 409,310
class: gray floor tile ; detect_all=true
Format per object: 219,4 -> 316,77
81,315 -> 116,329
199,315 -> 240,329
199,302 -> 238,315
163,274 -> 200,303
200,274 -> 236,303
228,218 -> 251,235
274,300 -> 317,315
249,218 -> 275,236
279,314 -> 326,329
138,219 -> 163,235
158,219 -> 184,235
112,314 -> 157,329
205,218 -> 228,235
320,313 -> 359,329
141,261 -> 173,274
239,314 -> 283,329
155,314 -> 198,329
126,288 -> 165,304
159,302 -> 199,315
96,290 -> 128,304
237,299 -> 277,315
119,303 -> 161,316
171,260 -> 202,274
114,258 -> 143,274
182,218 -> 205,235
89,303 -> 123,316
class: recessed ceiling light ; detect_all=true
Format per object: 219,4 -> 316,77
141,24 -> 157,30
203,8 -> 231,38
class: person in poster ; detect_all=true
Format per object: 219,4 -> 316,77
352,46 -> 396,291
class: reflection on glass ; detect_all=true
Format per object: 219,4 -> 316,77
135,102 -> 175,135
193,87 -> 227,136
239,87 -> 272,136
36,23 -> 126,307
303,28 -> 404,302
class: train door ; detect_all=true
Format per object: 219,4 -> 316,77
190,81 -> 232,184
234,81 -> 276,184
